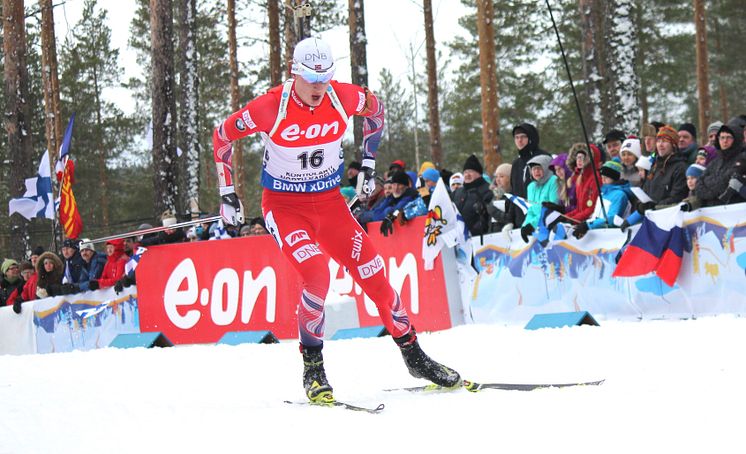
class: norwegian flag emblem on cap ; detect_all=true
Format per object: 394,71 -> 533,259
315,64 -> 322,70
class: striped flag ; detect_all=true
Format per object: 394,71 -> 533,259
56,114 -> 83,239
504,193 -> 531,215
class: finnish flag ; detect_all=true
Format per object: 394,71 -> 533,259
8,150 -> 54,220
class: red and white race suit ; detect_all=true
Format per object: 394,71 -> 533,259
212,79 -> 410,346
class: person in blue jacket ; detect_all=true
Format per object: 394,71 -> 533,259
356,170 -> 419,235
573,160 -> 631,239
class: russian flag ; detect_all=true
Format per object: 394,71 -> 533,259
612,205 -> 685,287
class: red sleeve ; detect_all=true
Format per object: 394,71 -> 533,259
98,259 -> 126,288
332,81 -> 385,163
22,276 -> 37,301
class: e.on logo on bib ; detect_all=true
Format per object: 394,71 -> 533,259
280,122 -> 339,142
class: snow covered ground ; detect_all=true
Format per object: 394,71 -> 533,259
2,316 -> 745,454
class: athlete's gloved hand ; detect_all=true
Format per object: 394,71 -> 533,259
573,222 -> 590,239
520,224 -> 534,243
355,160 -> 377,201
220,186 -> 245,226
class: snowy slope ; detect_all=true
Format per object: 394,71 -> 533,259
1,317 -> 744,454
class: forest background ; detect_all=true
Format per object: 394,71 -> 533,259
1,0 -> 743,258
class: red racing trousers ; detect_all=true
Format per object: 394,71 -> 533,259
262,188 -> 411,347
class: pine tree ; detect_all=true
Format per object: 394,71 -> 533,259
373,68 -> 417,170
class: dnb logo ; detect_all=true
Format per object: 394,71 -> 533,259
357,255 -> 384,279
285,229 -> 310,247
293,243 -> 321,263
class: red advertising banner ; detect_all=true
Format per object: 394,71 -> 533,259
136,216 -> 452,344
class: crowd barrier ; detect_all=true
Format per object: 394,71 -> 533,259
3,203 -> 746,355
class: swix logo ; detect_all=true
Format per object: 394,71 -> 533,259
285,229 -> 310,247
351,230 -> 363,261
280,122 -> 339,142
358,255 -> 384,279
293,243 -> 321,263
355,92 -> 366,113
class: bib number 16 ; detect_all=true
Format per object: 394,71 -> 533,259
297,149 -> 324,169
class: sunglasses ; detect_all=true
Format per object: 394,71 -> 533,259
293,62 -> 335,84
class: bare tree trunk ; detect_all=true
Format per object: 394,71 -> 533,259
422,0 -> 442,168
693,0 -> 711,144
284,0 -> 297,78
608,0 -> 639,133
39,0 -> 62,163
348,0 -> 368,161
177,0 -> 200,216
268,0 -> 283,86
92,66 -> 110,226
3,0 -> 33,258
227,0 -> 244,200
578,0 -> 604,138
475,0 -> 501,174
713,11 -> 728,121
151,0 -> 179,219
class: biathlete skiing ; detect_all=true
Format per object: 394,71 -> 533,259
212,37 -> 461,403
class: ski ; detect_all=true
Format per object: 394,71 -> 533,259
385,379 -> 605,393
283,399 -> 385,414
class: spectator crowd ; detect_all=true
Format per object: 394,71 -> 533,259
4,114 -> 746,314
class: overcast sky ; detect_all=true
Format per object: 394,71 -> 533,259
52,0 -> 471,114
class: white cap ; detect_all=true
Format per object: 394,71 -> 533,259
291,37 -> 335,75
621,138 -> 641,159
636,155 -> 653,171
79,239 -> 94,252
449,172 -> 464,187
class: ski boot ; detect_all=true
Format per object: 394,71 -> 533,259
394,328 -> 461,388
301,344 -> 334,403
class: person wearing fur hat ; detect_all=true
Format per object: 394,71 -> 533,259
564,143 -> 602,223
635,125 -> 688,214
1,259 -> 25,313
88,239 -> 129,291
33,252 -> 70,299
510,123 -> 550,226
619,138 -> 642,187
519,154 -> 560,242
694,120 -> 746,207
452,154 -> 497,235
573,161 -> 631,239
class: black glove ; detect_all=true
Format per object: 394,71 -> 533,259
355,165 -> 377,201
61,283 -> 79,295
680,202 -> 693,212
473,200 -> 487,216
520,224 -> 535,243
88,280 -> 99,291
380,213 -> 395,237
114,280 -> 124,294
573,222 -> 590,239
636,201 -> 656,215
220,189 -> 245,226
541,201 -> 565,213
12,298 -> 22,314
122,274 -> 136,288
619,220 -> 630,232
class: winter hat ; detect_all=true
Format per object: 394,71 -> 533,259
1,258 -> 19,275
495,163 -> 512,177
78,239 -> 95,252
686,163 -> 706,178
636,155 -> 653,171
656,125 -> 679,148
62,238 -> 80,250
600,160 -> 623,181
642,123 -> 657,138
463,154 -> 484,174
389,160 -> 406,172
31,246 -> 45,257
678,123 -> 697,139
696,146 -> 717,165
239,225 -> 252,236
161,210 -> 178,227
20,261 -> 34,273
422,168 -> 440,183
418,161 -> 436,175
449,172 -> 464,187
549,153 -> 569,174
347,160 -> 362,171
340,185 -> 357,201
603,129 -> 626,144
389,170 -> 410,186
707,121 -> 724,137
620,138 -> 642,159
